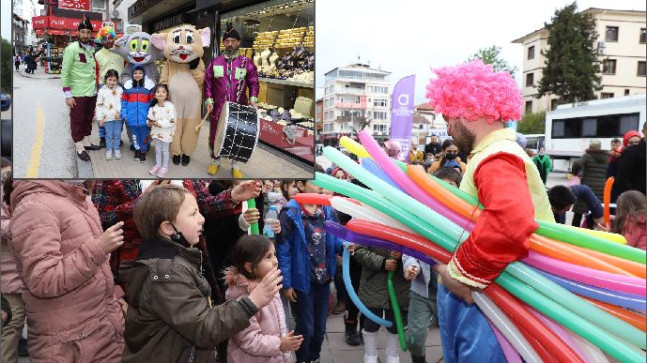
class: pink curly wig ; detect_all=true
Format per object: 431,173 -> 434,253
425,60 -> 523,124
95,26 -> 117,44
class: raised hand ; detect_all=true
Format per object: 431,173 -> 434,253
97,221 -> 125,253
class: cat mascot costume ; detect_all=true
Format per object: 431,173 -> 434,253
151,25 -> 210,167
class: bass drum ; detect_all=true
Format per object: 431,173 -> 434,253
213,101 -> 260,163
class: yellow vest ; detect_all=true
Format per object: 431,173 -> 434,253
460,128 -> 555,223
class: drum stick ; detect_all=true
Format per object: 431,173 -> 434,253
195,110 -> 211,134
247,198 -> 260,235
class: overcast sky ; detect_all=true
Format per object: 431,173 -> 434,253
1,0 -> 11,40
316,0 -> 646,104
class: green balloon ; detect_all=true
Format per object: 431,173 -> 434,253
422,168 -> 646,264
497,273 -> 646,363
247,198 -> 260,235
387,270 -> 408,351
318,146 -> 646,355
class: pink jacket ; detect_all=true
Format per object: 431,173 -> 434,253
622,215 -> 646,250
9,181 -> 125,363
1,201 -> 25,295
224,268 -> 293,363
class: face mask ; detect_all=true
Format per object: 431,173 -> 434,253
170,223 -> 191,247
445,153 -> 457,160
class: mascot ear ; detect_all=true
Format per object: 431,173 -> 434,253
151,33 -> 167,50
200,27 -> 211,48
114,35 -> 128,48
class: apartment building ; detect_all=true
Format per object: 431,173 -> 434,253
321,63 -> 391,145
512,8 -> 646,114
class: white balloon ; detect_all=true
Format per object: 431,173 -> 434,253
567,331 -> 610,363
473,291 -> 543,363
330,196 -> 415,234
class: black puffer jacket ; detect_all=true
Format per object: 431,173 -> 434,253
573,149 -> 609,214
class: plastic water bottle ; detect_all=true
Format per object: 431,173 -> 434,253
263,206 -> 278,240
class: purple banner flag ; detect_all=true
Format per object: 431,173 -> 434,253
389,75 -> 416,162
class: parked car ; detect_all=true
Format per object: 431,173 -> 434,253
0,93 -> 10,112
0,118 -> 10,160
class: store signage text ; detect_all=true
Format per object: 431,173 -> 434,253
59,0 -> 91,11
153,14 -> 186,32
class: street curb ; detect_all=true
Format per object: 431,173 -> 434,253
16,69 -> 61,80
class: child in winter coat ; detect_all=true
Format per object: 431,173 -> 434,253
225,235 -> 303,363
96,69 -> 124,160
9,180 -> 126,363
614,190 -> 646,250
120,184 -> 282,363
354,246 -> 410,363
146,84 -> 176,178
276,171 -> 345,363
121,65 -> 155,162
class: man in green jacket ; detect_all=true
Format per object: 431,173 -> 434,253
61,16 -> 100,161
532,147 -> 552,185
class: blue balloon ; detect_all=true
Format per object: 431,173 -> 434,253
537,269 -> 646,312
342,248 -> 393,328
362,158 -> 404,192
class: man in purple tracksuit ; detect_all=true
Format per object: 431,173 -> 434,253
204,24 -> 259,178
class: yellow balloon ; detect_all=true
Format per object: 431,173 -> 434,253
340,137 -> 372,159
565,225 -> 627,245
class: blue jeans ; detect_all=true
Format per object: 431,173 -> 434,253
130,124 -> 150,152
437,284 -> 504,363
291,282 -> 330,362
103,120 -> 123,151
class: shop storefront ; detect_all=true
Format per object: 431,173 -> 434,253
128,0 -> 315,163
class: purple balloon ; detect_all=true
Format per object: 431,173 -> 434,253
324,221 -> 436,266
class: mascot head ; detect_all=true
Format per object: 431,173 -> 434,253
112,32 -> 162,65
151,25 -> 210,64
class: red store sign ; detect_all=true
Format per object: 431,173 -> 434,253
33,16 -> 102,31
58,0 -> 90,11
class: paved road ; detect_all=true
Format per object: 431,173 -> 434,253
12,67 -> 78,178
12,67 -> 314,179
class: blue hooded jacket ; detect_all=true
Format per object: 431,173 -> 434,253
121,65 -> 155,127
276,199 -> 344,293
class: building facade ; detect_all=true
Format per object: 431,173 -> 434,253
512,8 -> 646,114
321,63 -> 391,145
14,0 -> 43,47
412,103 -> 447,145
12,14 -> 28,53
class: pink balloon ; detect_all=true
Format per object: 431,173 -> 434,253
524,251 -> 646,296
488,319 -> 523,363
358,130 -> 473,230
529,309 -> 587,362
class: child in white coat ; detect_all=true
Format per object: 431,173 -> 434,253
95,69 -> 123,160
147,84 -> 176,178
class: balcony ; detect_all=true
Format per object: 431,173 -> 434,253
336,116 -> 368,123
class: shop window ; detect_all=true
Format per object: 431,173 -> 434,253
525,101 -> 532,114
602,59 -> 617,75
638,61 -> 646,77
551,99 -> 558,110
525,73 -> 534,87
605,26 -> 619,42
527,45 -> 535,60
92,0 -> 106,11
601,92 -> 614,99
640,28 -> 646,44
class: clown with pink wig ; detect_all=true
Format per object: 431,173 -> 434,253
425,60 -> 554,363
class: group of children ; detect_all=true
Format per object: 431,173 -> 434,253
95,67 -> 177,177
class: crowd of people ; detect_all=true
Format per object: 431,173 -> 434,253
1,59 -> 646,363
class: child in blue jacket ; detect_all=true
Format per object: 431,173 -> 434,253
276,174 -> 344,363
121,65 -> 155,162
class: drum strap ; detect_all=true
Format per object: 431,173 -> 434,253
235,57 -> 247,104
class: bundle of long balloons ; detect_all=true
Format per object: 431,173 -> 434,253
295,131 -> 646,363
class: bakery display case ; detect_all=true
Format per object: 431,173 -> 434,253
219,0 -> 314,163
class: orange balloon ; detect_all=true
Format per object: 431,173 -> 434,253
408,165 -> 481,223
567,243 -> 646,279
529,235 -> 635,277
582,296 -> 646,332
603,177 -> 614,228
